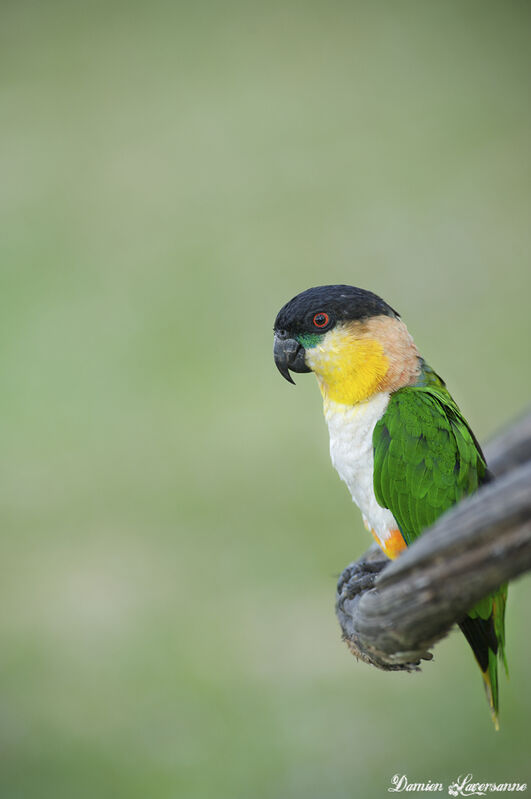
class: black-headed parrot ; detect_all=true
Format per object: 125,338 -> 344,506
273,284 -> 508,728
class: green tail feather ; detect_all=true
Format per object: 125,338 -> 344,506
482,650 -> 500,730
458,585 -> 508,730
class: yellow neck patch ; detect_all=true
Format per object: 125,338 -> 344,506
305,326 -> 390,405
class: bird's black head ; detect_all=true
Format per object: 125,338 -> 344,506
273,284 -> 399,384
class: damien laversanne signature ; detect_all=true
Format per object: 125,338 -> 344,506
388,774 -> 527,795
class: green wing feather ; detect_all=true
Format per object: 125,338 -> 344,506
373,375 -> 508,727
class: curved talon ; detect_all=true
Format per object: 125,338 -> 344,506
339,571 -> 378,601
336,556 -> 389,599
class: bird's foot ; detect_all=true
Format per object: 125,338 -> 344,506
336,555 -> 388,602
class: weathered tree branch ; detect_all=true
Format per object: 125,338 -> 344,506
335,410 -> 531,670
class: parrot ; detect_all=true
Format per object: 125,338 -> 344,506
273,284 -> 508,728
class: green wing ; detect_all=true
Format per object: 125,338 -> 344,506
373,381 -> 507,726
373,384 -> 487,545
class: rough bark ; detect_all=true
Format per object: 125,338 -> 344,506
335,410 -> 531,670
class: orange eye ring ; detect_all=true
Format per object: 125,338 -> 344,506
313,312 -> 329,328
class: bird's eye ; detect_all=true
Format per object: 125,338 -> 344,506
313,312 -> 329,328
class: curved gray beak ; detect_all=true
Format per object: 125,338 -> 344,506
273,334 -> 311,384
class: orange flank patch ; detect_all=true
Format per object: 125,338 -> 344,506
371,528 -> 406,560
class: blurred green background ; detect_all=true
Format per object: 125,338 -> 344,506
1,1 -> 530,797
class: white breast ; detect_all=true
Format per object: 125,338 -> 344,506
324,392 -> 398,544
